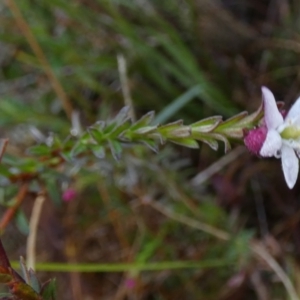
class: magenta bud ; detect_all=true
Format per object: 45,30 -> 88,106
243,126 -> 267,156
62,189 -> 77,202
124,277 -> 136,289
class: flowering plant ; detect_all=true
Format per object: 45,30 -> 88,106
244,87 -> 300,189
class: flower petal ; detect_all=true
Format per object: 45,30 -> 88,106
285,96 -> 300,126
260,129 -> 282,157
261,87 -> 284,129
281,145 -> 299,189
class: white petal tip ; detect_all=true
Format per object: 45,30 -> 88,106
281,146 -> 299,189
261,86 -> 270,93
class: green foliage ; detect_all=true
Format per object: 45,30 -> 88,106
1,0 -> 299,299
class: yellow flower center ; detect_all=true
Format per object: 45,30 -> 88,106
280,126 -> 300,139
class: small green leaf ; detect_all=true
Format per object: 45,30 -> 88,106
88,127 -> 104,143
109,140 -> 122,160
114,106 -> 131,124
18,159 -> 42,173
193,134 -> 219,151
71,142 -> 87,157
133,126 -> 157,135
15,210 -> 29,235
238,103 -> 264,127
157,120 -> 183,134
211,133 -> 231,152
169,138 -> 199,149
51,135 -> 63,148
216,112 -> 248,131
79,132 -> 92,145
41,278 -> 56,300
28,269 -> 41,293
60,151 -> 73,162
142,140 -> 159,153
27,145 -> 51,156
122,126 -> 157,140
0,165 -> 11,177
109,119 -> 131,138
90,144 -> 106,159
130,111 -> 155,131
158,120 -> 190,138
191,116 -> 222,132
103,108 -> 131,135
19,257 -> 30,284
45,180 -> 61,206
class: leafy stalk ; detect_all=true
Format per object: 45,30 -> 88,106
27,104 -> 263,163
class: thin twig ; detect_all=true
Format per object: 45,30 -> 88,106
26,192 -> 45,270
251,242 -> 300,300
0,183 -> 29,232
0,139 -> 8,163
191,146 -> 245,186
146,200 -> 230,241
4,0 -> 73,119
117,54 -> 136,121
250,271 -> 270,300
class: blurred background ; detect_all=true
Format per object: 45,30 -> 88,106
1,0 -> 300,299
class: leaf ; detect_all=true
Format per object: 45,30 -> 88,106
19,257 -> 30,284
90,144 -> 106,159
40,278 -> 56,300
209,133 -> 231,152
169,138 -> 199,149
191,116 -> 222,132
132,126 -> 157,135
193,134 -> 219,151
142,140 -> 159,153
0,165 -> 11,178
18,159 -> 42,173
79,132 -> 92,145
103,108 -> 131,136
214,112 -> 254,139
27,145 -> 51,156
45,180 -> 61,207
71,142 -> 87,157
114,106 -> 131,124
60,151 -> 73,162
15,210 -> 29,235
130,111 -> 155,131
28,269 -> 41,293
109,140 -> 122,161
157,120 -> 183,133
192,131 -> 231,152
215,112 -> 248,131
238,103 -> 264,127
109,119 -> 131,138
157,120 -> 190,138
88,127 -> 104,143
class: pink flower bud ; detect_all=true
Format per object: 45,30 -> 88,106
62,189 -> 77,202
243,126 -> 267,156
124,277 -> 136,289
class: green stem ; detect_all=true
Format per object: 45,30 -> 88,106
11,259 -> 232,273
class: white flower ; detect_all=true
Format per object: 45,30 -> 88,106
259,87 -> 300,189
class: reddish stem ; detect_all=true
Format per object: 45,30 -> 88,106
0,183 -> 29,232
